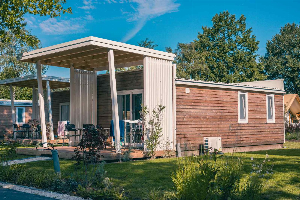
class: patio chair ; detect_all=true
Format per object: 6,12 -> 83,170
83,124 -> 95,130
32,125 -> 41,139
22,124 -> 31,138
12,124 -> 25,139
65,124 -> 81,144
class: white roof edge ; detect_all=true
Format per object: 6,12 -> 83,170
175,79 -> 286,94
0,99 -> 32,102
21,36 -> 176,61
0,75 -> 70,85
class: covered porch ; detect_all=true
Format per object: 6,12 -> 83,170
0,75 -> 70,142
20,36 -> 176,152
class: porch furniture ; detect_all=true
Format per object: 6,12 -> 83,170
22,124 -> 31,138
83,124 -> 95,130
13,124 -> 25,138
65,124 -> 81,145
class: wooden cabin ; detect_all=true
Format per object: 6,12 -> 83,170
0,36 -> 285,153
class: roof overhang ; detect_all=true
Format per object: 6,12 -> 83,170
0,75 -> 70,89
175,79 -> 286,94
20,36 -> 176,71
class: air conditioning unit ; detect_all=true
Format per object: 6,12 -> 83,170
204,137 -> 222,152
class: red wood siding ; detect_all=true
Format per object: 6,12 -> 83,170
0,106 -> 32,137
176,86 -> 284,149
97,70 -> 144,128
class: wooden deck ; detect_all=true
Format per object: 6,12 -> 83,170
16,146 -> 145,161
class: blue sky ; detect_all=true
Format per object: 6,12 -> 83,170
25,0 -> 300,78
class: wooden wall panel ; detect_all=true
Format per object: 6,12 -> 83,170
51,90 -> 70,130
176,86 -> 284,149
97,70 -> 144,128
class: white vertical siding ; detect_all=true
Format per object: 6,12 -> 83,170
70,69 -> 97,128
143,57 -> 174,150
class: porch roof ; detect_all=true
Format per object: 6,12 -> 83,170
0,75 -> 70,89
20,36 -> 176,71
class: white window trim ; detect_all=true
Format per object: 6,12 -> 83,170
238,92 -> 248,123
117,89 -> 144,121
266,94 -> 275,123
16,107 -> 25,125
59,102 -> 70,121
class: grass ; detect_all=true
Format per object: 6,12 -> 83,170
1,141 -> 300,199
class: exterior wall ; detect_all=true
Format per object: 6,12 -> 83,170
176,86 -> 284,152
51,90 -> 70,130
0,106 -> 32,137
97,70 -> 144,128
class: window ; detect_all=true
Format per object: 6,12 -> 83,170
266,94 -> 275,123
117,89 -> 143,121
238,92 -> 248,123
59,102 -> 70,121
16,107 -> 25,124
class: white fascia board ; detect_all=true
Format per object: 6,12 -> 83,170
175,79 -> 286,94
21,36 -> 176,62
0,75 -> 70,85
21,37 -> 94,61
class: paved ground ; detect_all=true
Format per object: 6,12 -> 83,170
0,188 -> 56,200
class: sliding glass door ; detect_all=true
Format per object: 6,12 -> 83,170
117,90 -> 143,121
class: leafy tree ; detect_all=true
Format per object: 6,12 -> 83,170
138,38 -> 158,49
0,0 -> 72,47
0,31 -> 47,100
261,23 -> 300,94
176,11 -> 266,83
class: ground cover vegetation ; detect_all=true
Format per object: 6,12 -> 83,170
0,141 -> 299,199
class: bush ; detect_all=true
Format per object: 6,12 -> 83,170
0,162 -> 125,199
172,155 -> 265,200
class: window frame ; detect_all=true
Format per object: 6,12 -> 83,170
16,107 -> 26,124
117,89 -> 143,121
59,102 -> 70,121
238,91 -> 248,123
266,94 -> 275,123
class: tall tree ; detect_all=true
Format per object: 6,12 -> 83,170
0,0 -> 72,47
138,38 -> 158,49
262,23 -> 300,94
0,31 -> 48,100
176,11 -> 266,83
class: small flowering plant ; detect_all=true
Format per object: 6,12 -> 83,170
250,154 -> 274,178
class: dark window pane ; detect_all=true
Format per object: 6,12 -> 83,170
17,108 -> 24,123
268,96 -> 273,120
132,93 -> 142,120
239,94 -> 246,120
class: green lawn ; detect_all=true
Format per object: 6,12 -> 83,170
1,141 -> 300,199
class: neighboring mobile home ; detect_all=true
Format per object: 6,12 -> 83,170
1,36 -> 285,153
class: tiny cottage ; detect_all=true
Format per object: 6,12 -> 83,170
0,36 -> 285,154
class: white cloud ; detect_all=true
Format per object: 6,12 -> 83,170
79,0 -> 95,10
85,15 -> 94,21
39,18 -> 85,35
24,16 -> 38,28
111,0 -> 180,42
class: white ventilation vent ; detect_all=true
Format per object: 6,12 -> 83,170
204,137 -> 222,152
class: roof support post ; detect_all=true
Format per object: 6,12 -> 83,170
10,85 -> 16,139
108,49 -> 121,153
36,61 -> 47,147
92,69 -> 97,125
32,86 -> 36,119
70,64 -> 75,124
47,81 -> 54,140
172,64 -> 177,150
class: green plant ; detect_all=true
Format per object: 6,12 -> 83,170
141,105 -> 165,159
172,155 -> 264,200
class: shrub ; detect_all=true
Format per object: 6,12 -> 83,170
172,155 -> 265,200
141,105 -> 165,159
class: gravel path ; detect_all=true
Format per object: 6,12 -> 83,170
1,157 -> 52,166
0,182 -> 86,200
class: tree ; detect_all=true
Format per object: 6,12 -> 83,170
262,23 -> 300,94
176,11 -> 266,83
138,38 -> 158,49
0,31 -> 47,100
0,0 -> 72,47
